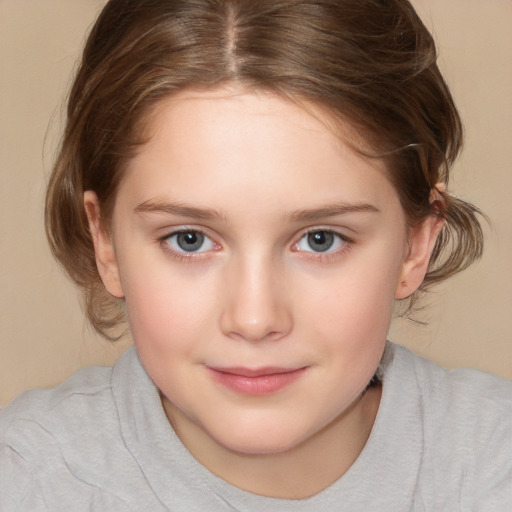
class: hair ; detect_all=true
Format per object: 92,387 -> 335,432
45,0 -> 484,340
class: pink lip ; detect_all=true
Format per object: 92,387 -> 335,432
207,366 -> 307,395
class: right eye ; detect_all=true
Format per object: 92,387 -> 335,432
163,230 -> 217,254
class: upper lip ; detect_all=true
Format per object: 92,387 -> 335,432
208,366 -> 305,377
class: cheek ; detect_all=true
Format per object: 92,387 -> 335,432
301,248 -> 401,324
296,245 -> 402,373
121,261 -> 219,355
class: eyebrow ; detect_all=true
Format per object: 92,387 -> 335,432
289,202 -> 380,222
135,199 -> 379,222
135,199 -> 225,220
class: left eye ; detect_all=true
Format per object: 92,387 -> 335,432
164,230 -> 216,253
295,230 -> 346,253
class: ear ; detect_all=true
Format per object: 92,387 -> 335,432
395,188 -> 446,299
83,191 -> 124,298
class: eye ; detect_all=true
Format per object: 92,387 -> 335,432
294,230 -> 346,253
164,230 -> 217,254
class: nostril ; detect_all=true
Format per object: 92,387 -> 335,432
219,304 -> 293,343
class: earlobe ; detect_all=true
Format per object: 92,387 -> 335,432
395,196 -> 446,300
83,191 -> 125,299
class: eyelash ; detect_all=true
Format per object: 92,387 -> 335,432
292,229 -> 353,262
158,227 -> 353,262
159,228 -> 219,262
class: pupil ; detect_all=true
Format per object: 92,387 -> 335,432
177,232 -> 204,252
308,231 -> 334,252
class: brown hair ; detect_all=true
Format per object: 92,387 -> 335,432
45,0 -> 484,339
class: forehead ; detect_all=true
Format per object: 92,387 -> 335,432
143,85 -> 372,155
117,85 -> 399,218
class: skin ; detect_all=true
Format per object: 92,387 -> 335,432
85,86 -> 444,498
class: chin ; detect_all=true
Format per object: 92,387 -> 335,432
209,421 -> 310,456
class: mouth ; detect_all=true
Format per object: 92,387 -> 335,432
206,366 -> 307,395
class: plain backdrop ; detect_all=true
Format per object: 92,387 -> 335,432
1,0 -> 511,406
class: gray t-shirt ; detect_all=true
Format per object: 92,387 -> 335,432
1,343 -> 511,510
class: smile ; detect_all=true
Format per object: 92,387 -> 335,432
207,366 -> 307,395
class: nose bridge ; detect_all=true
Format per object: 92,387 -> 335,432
219,250 -> 292,342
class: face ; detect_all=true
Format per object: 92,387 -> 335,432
86,86 -> 438,460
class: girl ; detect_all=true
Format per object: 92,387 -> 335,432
1,0 -> 510,509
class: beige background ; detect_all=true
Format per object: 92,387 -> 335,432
1,0 -> 511,407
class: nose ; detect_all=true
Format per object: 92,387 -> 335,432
219,255 -> 293,343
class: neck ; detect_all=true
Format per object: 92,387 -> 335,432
163,384 -> 381,499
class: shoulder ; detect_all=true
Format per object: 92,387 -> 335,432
390,343 -> 512,426
0,353 -> 138,510
388,343 -> 512,507
0,347 -> 146,452
0,362 -> 119,478
0,363 -> 115,443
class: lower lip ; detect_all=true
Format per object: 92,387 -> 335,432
208,368 -> 307,395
